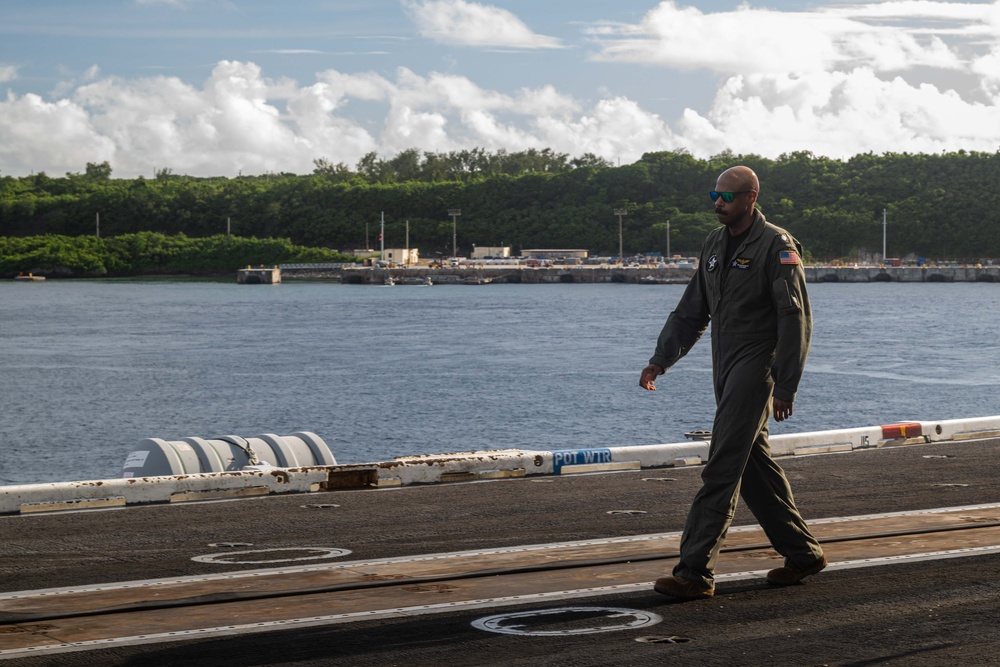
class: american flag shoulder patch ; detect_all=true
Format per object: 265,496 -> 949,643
779,250 -> 800,265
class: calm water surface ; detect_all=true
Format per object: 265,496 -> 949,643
2,280 -> 998,484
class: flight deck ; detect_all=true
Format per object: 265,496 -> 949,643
3,431 -> 1000,666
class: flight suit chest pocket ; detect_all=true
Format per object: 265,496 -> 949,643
725,256 -> 756,295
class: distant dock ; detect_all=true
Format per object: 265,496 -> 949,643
805,265 -> 998,283
277,264 -> 1000,284
237,266 -> 281,284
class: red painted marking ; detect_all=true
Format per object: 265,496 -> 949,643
881,422 -> 923,439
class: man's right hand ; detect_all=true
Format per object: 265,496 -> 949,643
639,364 -> 664,391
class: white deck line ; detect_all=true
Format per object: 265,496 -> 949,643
5,544 -> 1000,660
4,501 -> 1000,602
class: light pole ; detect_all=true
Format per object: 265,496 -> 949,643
614,208 -> 627,264
882,208 -> 887,266
448,208 -> 461,258
666,219 -> 670,259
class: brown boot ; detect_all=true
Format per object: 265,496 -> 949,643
766,555 -> 827,586
653,575 -> 714,600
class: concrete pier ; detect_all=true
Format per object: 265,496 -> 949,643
805,265 -> 999,283
237,266 -> 281,284
277,263 -> 1000,284
282,265 -> 694,285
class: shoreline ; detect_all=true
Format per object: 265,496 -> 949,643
279,264 -> 1000,284
7,265 -> 998,283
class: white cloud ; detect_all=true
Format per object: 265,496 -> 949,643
6,0 -> 1000,183
0,65 -> 17,83
403,0 -> 564,49
588,0 -> 982,75
576,1 -> 1000,160
677,68 -> 1000,159
0,61 -> 676,177
0,93 -> 116,175
971,45 -> 1000,95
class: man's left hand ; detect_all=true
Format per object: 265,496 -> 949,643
773,398 -> 794,422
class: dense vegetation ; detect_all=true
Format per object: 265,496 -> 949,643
0,233 -> 353,277
2,148 -> 998,276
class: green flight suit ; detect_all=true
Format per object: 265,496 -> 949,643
649,209 -> 824,589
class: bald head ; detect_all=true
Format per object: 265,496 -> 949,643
714,165 -> 760,234
717,166 -> 759,195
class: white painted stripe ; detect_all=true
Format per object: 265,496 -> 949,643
5,501 -> 1000,602
7,545 -> 1000,660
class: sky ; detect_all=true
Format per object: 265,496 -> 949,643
1,0 -> 999,178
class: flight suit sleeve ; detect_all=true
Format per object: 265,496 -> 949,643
770,238 -> 812,402
649,259 -> 711,371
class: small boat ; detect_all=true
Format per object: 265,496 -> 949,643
14,273 -> 45,282
384,276 -> 395,286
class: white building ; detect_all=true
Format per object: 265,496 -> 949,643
471,246 -> 511,259
382,248 -> 419,265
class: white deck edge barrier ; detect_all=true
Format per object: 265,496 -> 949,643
2,416 -> 999,515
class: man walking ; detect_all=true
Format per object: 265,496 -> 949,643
640,165 -> 826,600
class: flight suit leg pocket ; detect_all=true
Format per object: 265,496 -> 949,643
772,278 -> 802,316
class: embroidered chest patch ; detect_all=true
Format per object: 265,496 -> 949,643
731,257 -> 751,270
707,254 -> 719,272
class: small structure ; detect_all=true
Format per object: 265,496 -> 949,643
383,248 -> 419,266
471,246 -> 511,259
521,249 -> 589,260
237,266 -> 281,284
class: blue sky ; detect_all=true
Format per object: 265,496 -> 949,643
1,0 -> 998,177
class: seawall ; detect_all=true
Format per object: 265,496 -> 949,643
805,265 -> 999,283
277,264 -> 1000,284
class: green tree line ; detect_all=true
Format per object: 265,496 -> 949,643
0,233 -> 353,277
3,148 -> 999,269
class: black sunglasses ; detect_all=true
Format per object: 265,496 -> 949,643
710,190 -> 753,203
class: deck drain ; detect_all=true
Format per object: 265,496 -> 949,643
635,635 -> 694,644
932,483 -> 969,487
301,504 -> 341,509
642,477 -> 677,482
473,607 -> 662,636
607,509 -> 647,515
192,546 -> 352,564
206,542 -> 253,548
923,455 -> 954,459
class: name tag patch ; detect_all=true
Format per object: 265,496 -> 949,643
731,257 -> 751,270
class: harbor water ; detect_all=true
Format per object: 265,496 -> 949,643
1,280 -> 998,485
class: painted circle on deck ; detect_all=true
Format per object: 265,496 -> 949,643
191,546 -> 352,564
471,607 -> 663,636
